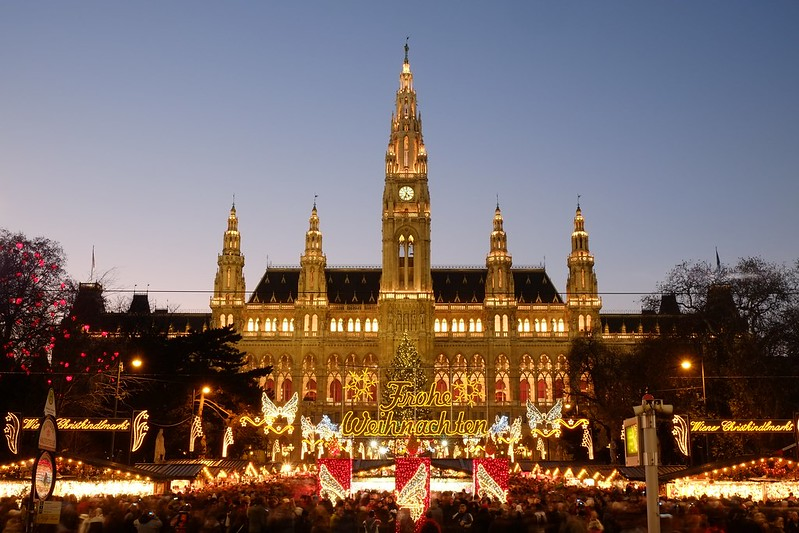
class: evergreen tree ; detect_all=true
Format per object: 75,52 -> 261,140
383,333 -> 428,421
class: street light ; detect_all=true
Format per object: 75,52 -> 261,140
680,359 -> 707,410
110,357 -> 142,460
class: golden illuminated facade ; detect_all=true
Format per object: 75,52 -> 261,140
209,45 -> 638,444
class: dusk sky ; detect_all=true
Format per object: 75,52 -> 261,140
2,2 -> 797,313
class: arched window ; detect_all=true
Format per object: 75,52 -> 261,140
304,379 -> 317,401
227,314 -> 233,326
517,319 -> 523,332
441,319 -> 448,333
436,379 -> 448,393
475,319 -> 482,332
553,377 -> 565,400
372,319 -> 378,332
365,319 -> 372,332
495,380 -> 506,402
281,379 -> 293,401
451,319 -> 457,332
338,318 -> 344,332
247,318 -> 254,332
303,314 -> 310,332
329,379 -> 342,403
534,318 -> 540,332
537,379 -> 548,401
469,319 -> 475,332
494,314 -> 501,332
219,315 -> 226,328
255,318 -> 260,331
434,319 -> 441,332
524,318 -> 530,332
281,318 -> 288,331
347,318 -> 354,332
579,315 -> 585,332
558,318 -> 564,332
586,314 -> 592,331
330,319 -> 336,332
551,319 -> 557,332
502,314 -> 509,332
519,379 -> 530,403
540,319 -> 547,332
312,314 -> 318,332
458,319 -> 465,332
355,318 -> 361,332
266,319 -> 273,332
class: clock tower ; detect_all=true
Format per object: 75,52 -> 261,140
378,42 -> 435,361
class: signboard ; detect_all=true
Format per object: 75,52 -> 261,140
624,417 -> 641,467
36,500 -> 61,525
690,419 -> 794,434
44,389 -> 56,418
22,417 -> 131,432
339,381 -> 488,438
37,416 -> 57,452
33,450 -> 56,500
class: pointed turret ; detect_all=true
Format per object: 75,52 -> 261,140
298,201 -> 328,305
566,202 -> 601,334
485,203 -> 514,303
211,202 -> 246,329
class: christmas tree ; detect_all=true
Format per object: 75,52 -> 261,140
383,333 -> 429,421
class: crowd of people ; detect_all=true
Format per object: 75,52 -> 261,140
2,475 -> 799,533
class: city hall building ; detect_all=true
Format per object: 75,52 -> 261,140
207,45 -> 637,435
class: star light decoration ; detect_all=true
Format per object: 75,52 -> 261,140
344,370 -> 378,402
453,376 -> 485,407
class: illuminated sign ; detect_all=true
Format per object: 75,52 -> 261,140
23,418 -> 131,432
689,419 -> 794,434
339,381 -> 488,438
623,417 -> 640,467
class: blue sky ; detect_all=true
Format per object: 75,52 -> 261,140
2,2 -> 797,313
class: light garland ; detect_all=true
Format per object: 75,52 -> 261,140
131,411 -> 149,453
189,415 -> 203,452
395,458 -> 430,523
581,423 -> 594,460
672,415 -> 690,457
222,426 -> 234,458
318,459 -> 351,502
4,412 -> 20,455
473,459 -> 508,503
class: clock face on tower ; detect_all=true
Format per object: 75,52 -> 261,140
399,186 -> 414,201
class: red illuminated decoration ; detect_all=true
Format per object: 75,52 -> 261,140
317,458 -> 351,502
395,457 -> 430,526
473,458 -> 508,503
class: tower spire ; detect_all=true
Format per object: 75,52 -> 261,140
566,202 -> 601,334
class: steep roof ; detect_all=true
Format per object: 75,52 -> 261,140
248,266 -> 563,305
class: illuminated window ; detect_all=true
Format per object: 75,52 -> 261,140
475,319 -> 482,332
227,314 -> 233,326
494,314 -> 501,332
579,315 -> 585,332
372,319 -> 378,332
330,319 -> 336,332
355,319 -> 361,332
219,315 -> 225,328
329,379 -> 342,403
303,314 -> 310,332
458,318 -> 465,332
434,319 -> 441,332
558,318 -> 565,332
255,318 -> 260,331
519,379 -> 530,403
365,319 -> 372,332
304,379 -> 317,401
495,380 -> 507,402
553,377 -> 565,400
347,318 -> 354,332
540,319 -> 547,333
338,318 -> 344,332
537,379 -> 548,401
312,314 -> 318,332
247,318 -> 254,332
281,379 -> 293,401
469,319 -> 475,332
502,314 -> 509,332
586,315 -> 592,331
441,319 -> 448,333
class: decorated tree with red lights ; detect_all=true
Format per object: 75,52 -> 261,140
0,230 -> 74,378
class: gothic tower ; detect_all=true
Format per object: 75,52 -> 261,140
378,42 -> 435,361
211,203 -> 246,329
297,201 -> 328,334
566,202 -> 601,334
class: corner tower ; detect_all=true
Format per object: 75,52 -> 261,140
211,203 -> 246,329
378,42 -> 435,360
297,201 -> 328,334
566,202 -> 601,334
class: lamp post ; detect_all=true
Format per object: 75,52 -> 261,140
110,358 -> 142,461
680,359 -> 707,410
